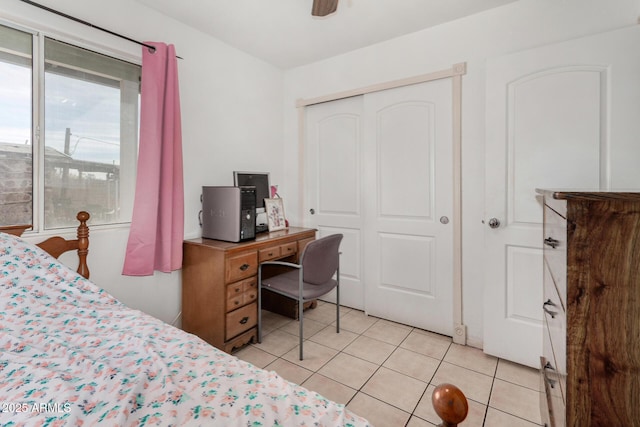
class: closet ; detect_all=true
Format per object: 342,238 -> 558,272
302,67 -> 463,336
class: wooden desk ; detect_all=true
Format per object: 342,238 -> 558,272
182,227 -> 316,352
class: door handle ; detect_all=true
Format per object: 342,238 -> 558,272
487,218 -> 501,229
309,208 -> 315,215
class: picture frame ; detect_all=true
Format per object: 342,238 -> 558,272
265,198 -> 287,232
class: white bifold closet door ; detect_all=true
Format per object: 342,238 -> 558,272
305,78 -> 454,336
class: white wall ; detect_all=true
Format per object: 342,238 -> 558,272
282,0 -> 639,347
0,0 -> 285,323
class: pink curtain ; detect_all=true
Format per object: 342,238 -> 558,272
123,42 -> 184,276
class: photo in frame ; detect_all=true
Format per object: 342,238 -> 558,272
265,198 -> 286,232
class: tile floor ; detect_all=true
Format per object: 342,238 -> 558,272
234,301 -> 543,427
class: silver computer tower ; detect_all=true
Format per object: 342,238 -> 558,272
201,186 -> 256,242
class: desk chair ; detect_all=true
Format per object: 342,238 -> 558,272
257,233 -> 343,360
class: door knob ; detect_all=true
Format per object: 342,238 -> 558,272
309,208 -> 315,215
488,218 -> 501,229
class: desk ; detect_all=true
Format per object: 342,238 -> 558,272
182,227 -> 316,352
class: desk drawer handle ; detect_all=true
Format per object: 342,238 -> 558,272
239,264 -> 250,271
543,237 -> 559,248
239,316 -> 249,325
543,299 -> 558,319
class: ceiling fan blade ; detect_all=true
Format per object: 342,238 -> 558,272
312,0 -> 338,16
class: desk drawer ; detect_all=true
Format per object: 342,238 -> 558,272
226,277 -> 257,311
226,251 -> 258,283
226,303 -> 257,340
280,242 -> 298,258
259,246 -> 281,262
243,278 -> 257,304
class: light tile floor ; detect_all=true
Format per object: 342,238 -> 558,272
234,301 -> 543,427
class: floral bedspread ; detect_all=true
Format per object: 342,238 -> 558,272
0,232 -> 371,426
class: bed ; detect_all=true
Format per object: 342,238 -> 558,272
0,213 -> 371,426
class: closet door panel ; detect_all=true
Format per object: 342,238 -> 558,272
363,79 -> 453,335
305,96 -> 364,309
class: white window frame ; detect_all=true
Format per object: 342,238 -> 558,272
1,19 -> 140,234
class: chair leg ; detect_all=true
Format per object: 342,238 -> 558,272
299,297 -> 304,360
336,282 -> 340,334
258,269 -> 262,343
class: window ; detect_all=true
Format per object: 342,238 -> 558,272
0,22 -> 140,229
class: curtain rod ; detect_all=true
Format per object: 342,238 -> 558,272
18,0 -> 183,59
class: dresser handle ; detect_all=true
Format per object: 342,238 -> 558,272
544,375 -> 557,389
543,237 -> 559,248
240,264 -> 250,271
543,299 -> 558,319
239,316 -> 249,325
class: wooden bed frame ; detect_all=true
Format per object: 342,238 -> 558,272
0,211 -> 91,279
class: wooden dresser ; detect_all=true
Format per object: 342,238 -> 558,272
537,190 -> 640,427
182,227 -> 316,353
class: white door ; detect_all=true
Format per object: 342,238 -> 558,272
484,26 -> 640,367
305,96 -> 365,309
362,80 -> 453,335
305,79 -> 454,335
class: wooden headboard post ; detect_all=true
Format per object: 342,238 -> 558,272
0,211 -> 91,279
76,211 -> 90,279
34,211 -> 91,279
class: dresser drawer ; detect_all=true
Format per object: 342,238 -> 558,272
543,311 -> 566,401
226,303 -> 257,340
542,314 -> 557,386
543,263 -> 566,400
543,205 -> 567,310
541,355 -> 566,427
226,251 -> 258,283
543,302 -> 566,376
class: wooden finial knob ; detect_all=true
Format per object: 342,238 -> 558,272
432,383 -> 469,427
76,211 -> 90,223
